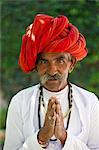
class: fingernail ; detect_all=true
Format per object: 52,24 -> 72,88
56,114 -> 59,117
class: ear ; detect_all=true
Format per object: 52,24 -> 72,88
35,64 -> 39,72
69,57 -> 76,73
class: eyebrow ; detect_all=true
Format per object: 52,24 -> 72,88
40,54 -> 66,61
56,55 -> 66,60
39,58 -> 48,61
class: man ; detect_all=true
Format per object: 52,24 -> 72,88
4,14 -> 99,150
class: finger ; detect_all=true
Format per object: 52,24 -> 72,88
55,99 -> 60,105
46,103 -> 56,121
49,103 -> 56,117
55,114 -> 61,125
51,115 -> 57,124
58,109 -> 64,121
47,97 -> 57,111
56,104 -> 61,114
47,113 -> 56,127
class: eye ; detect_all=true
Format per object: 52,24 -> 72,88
39,59 -> 48,65
57,58 -> 65,64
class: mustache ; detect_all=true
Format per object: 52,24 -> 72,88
40,73 -> 62,84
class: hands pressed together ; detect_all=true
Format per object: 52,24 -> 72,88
38,97 -> 67,146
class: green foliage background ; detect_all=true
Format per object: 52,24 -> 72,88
1,0 -> 99,103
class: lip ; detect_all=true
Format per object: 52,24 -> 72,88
47,79 -> 58,82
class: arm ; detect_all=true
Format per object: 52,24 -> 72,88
3,96 -> 42,150
63,132 -> 90,150
62,94 -> 99,150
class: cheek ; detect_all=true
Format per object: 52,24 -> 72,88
65,62 -> 71,71
37,65 -> 47,76
60,63 -> 71,74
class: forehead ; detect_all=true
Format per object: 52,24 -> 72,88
39,52 -> 70,60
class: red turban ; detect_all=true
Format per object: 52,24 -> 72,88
18,14 -> 88,73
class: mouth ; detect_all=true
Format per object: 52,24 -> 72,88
46,79 -> 59,82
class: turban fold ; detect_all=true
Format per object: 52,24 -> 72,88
18,14 -> 88,73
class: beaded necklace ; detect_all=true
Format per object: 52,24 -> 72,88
38,82 -> 73,131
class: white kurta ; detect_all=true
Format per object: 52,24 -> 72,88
3,84 -> 99,150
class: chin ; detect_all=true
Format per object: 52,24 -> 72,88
45,86 -> 59,92
43,80 -> 62,92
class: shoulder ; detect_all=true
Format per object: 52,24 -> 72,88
13,84 -> 40,99
72,83 -> 99,106
14,84 -> 40,97
9,84 -> 40,109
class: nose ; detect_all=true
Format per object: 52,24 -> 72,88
47,62 -> 58,76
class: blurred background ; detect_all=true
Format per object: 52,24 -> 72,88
0,0 -> 99,149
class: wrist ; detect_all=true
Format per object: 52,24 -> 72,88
59,129 -> 67,146
37,128 -> 49,145
38,138 -> 49,149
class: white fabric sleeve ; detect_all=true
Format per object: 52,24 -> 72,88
62,94 -> 99,150
62,132 -> 90,150
3,95 -> 43,150
19,131 -> 43,150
